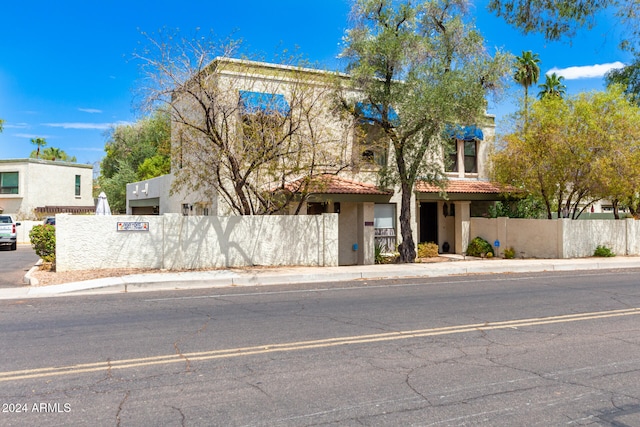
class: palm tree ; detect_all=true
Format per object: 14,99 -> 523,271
44,147 -> 63,161
538,73 -> 567,99
30,137 -> 47,159
514,51 -> 541,122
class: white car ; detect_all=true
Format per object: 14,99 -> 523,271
0,215 -> 20,251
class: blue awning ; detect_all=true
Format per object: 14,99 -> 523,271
445,124 -> 484,141
356,102 -> 399,125
239,90 -> 290,115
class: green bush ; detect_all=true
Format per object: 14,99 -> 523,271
594,245 -> 615,257
417,242 -> 439,258
466,237 -> 494,258
29,224 -> 56,262
503,247 -> 516,259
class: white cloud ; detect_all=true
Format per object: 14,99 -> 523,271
78,108 -> 103,114
3,123 -> 29,129
547,61 -> 626,80
43,121 -> 130,130
15,133 -> 51,139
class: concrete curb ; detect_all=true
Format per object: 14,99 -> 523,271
23,259 -> 42,286
5,256 -> 640,300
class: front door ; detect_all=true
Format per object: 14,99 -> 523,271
419,202 -> 438,244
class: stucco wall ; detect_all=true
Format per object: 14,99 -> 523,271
55,213 -> 339,272
470,217 -> 640,258
0,159 -> 93,217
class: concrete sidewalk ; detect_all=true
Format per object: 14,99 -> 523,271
2,256 -> 638,300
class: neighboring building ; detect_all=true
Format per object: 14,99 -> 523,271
127,58 -> 506,264
0,159 -> 94,218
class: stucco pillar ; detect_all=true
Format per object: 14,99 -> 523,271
358,202 -> 375,265
454,201 -> 471,254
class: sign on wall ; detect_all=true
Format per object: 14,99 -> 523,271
117,222 -> 149,232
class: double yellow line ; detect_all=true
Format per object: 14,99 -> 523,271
2,307 -> 638,383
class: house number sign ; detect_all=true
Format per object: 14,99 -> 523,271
117,222 -> 149,232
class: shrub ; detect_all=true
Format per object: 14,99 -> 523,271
375,243 -> 384,264
466,237 -> 494,258
29,224 -> 56,263
503,247 -> 516,259
594,245 -> 615,257
417,242 -> 439,258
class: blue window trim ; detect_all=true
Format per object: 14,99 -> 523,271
355,102 -> 399,125
239,90 -> 290,116
445,124 -> 484,141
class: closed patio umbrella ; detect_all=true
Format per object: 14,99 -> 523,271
96,192 -> 111,215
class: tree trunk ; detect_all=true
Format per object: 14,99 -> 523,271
613,199 -> 620,220
398,180 -> 416,263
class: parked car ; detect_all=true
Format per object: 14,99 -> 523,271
43,217 -> 56,226
0,215 -> 21,251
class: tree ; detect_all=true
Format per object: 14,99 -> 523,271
98,108 -> 171,213
98,160 -> 138,214
135,30 -> 348,216
492,86 -> 640,219
0,118 -> 4,132
339,0 -> 511,262
29,146 -> 77,162
514,51 -> 541,120
606,54 -> 640,105
537,72 -> 567,99
30,137 -> 47,159
487,0 -> 639,50
589,85 -> 640,218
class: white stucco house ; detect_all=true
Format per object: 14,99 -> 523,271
0,159 -> 94,218
126,58 -> 506,265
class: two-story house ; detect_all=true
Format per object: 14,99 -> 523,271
127,58 -> 505,264
0,159 -> 94,218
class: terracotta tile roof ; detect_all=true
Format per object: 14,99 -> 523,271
285,175 -> 392,195
416,180 -> 507,194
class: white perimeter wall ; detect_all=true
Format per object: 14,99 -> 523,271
471,218 -> 640,258
55,214 -> 338,272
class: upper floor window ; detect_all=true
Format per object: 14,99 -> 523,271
356,121 -> 388,168
464,140 -> 477,173
238,91 -> 289,153
0,172 -> 19,194
75,175 -> 81,196
444,125 -> 483,175
445,139 -> 458,172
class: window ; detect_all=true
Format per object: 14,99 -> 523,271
356,121 -> 388,168
239,91 -> 289,156
0,172 -> 19,194
75,175 -> 81,196
445,139 -> 458,172
464,140 -> 477,173
374,203 -> 397,252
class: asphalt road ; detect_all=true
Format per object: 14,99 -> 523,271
1,269 -> 640,426
0,245 -> 38,287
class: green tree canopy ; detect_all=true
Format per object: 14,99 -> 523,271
339,0 -> 511,262
606,54 -> 640,105
29,146 -> 77,162
538,73 -> 567,99
492,86 -> 640,219
488,0 -> 639,51
30,137 -> 47,159
514,50 -> 541,118
98,109 -> 171,213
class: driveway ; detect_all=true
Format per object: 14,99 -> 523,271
0,244 -> 39,287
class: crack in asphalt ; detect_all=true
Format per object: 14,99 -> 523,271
169,405 -> 186,427
173,314 -> 212,372
115,390 -> 130,427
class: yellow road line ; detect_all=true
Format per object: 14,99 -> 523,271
2,307 -> 638,383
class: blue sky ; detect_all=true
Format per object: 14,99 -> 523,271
0,1 -> 632,166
